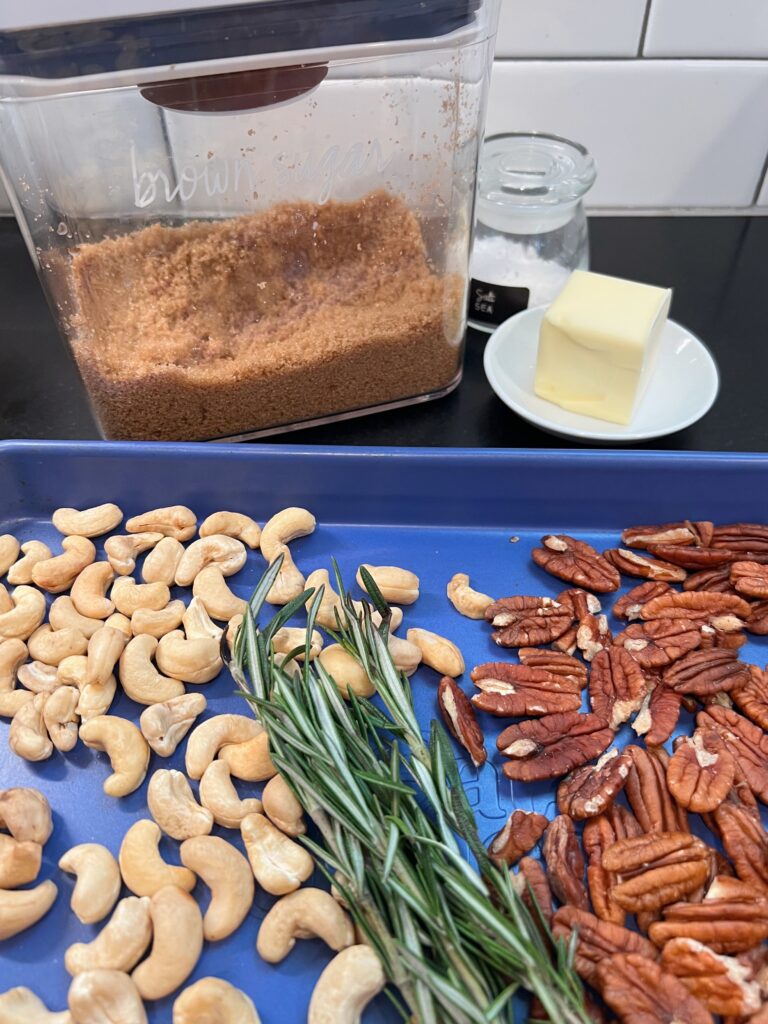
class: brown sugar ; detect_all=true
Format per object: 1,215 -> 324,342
68,190 -> 464,440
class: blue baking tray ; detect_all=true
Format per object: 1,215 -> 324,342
0,442 -> 767,1022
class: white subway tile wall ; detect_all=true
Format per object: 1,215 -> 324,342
496,0 -> 647,58
645,0 -> 768,59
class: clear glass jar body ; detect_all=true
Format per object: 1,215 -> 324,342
0,5 -> 499,440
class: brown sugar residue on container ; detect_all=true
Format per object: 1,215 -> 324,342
68,190 -> 463,440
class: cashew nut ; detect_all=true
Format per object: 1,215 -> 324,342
192,567 -> 246,622
219,731 -> 276,783
52,504 -> 123,539
0,987 -> 72,1023
306,571 -> 403,630
272,626 -> 323,666
119,635 -> 185,706
65,895 -> 152,975
0,880 -> 57,940
111,577 -> 170,617
260,507 -> 316,562
104,533 -> 163,576
103,613 -> 132,639
200,511 -> 262,550
7,541 -> 53,586
318,645 -> 375,699
16,661 -> 58,696
0,586 -> 46,640
0,833 -> 42,887
139,693 -> 206,757
0,535 -> 20,577
58,844 -> 121,925
85,627 -> 128,687
0,690 -> 33,717
185,714 -> 263,780
0,787 -> 52,843
49,597 -> 104,639
43,686 -> 80,751
79,716 -> 149,797
0,585 -> 12,614
68,970 -> 147,1024
9,694 -> 52,761
266,547 -> 306,606
118,819 -> 195,897
387,634 -> 422,676
182,597 -> 223,642
32,537 -> 96,594
175,535 -> 246,588
28,625 -> 88,666
141,537 -> 185,586
70,563 -> 115,620
446,573 -> 493,619
179,835 -> 254,941
308,945 -> 385,1024
131,600 -> 186,639
126,505 -> 197,542
173,978 -> 260,1024
406,628 -> 464,677
147,769 -> 213,840
132,885 -> 204,1001
262,774 -> 305,837
0,638 -> 26,692
156,630 -> 222,684
240,812 -> 313,895
256,888 -> 354,964
357,564 -> 419,605
198,760 -> 262,829
60,656 -> 117,722
226,614 -> 243,655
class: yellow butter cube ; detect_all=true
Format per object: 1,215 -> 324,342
534,269 -> 672,425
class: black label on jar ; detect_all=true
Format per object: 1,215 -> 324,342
468,278 -> 530,327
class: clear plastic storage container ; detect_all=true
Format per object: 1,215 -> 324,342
0,1 -> 499,440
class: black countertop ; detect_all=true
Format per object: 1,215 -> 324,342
1,215 -> 765,450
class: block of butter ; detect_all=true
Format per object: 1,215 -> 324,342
534,269 -> 672,425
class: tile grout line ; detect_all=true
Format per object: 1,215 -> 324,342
638,0 -> 653,57
750,147 -> 768,206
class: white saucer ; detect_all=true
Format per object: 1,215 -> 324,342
483,306 -> 720,443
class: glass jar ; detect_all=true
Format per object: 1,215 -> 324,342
468,132 -> 597,332
0,0 -> 500,441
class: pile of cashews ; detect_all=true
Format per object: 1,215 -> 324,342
0,502 -> 472,1023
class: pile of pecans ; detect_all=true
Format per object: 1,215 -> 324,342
439,521 -> 768,1024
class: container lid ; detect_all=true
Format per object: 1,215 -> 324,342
0,0 -> 482,79
476,132 -> 597,234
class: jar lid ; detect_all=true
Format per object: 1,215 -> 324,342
477,132 -> 596,234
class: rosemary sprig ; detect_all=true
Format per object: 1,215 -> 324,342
231,559 -> 589,1024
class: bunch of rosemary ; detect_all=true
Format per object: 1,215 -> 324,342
231,560 -> 588,1024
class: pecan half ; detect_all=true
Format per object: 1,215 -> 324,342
646,545 -> 735,570
614,618 -> 701,670
712,523 -> 768,552
731,666 -> 768,731
650,876 -> 768,954
714,801 -> 768,892
697,705 -> 768,804
699,622 -> 747,651
684,566 -> 737,594
589,647 -> 649,729
556,587 -> 602,618
542,814 -> 589,910
518,647 -> 588,688
746,601 -> 768,635
437,676 -> 486,768
663,648 -> 750,696
576,613 -> 612,662
621,523 -> 700,549
605,547 -> 688,583
488,809 -> 549,866
633,683 -> 682,746
557,748 -> 632,820
552,624 -> 578,654
512,856 -> 553,931
614,581 -> 671,621
532,535 -> 620,593
552,906 -> 658,984
731,561 -> 768,598
583,804 -> 643,927
595,953 -> 714,1024
603,832 -> 711,913
484,595 -> 573,647
641,590 -> 752,623
625,745 -> 688,833
660,937 -> 762,1018
498,712 -> 614,782
667,730 -> 736,813
470,662 -> 582,717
